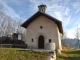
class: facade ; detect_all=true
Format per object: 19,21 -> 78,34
21,4 -> 63,50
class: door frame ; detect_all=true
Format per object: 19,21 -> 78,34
38,35 -> 44,49
36,33 -> 46,49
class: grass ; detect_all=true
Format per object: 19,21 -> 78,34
0,48 -> 48,60
57,49 -> 80,60
0,48 -> 80,60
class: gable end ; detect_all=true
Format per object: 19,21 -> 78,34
21,11 -> 63,34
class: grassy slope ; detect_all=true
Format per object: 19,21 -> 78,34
57,49 -> 80,60
0,48 -> 80,60
0,48 -> 48,60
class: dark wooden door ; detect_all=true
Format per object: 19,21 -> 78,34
38,35 -> 44,49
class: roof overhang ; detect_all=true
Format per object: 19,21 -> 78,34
21,11 -> 63,34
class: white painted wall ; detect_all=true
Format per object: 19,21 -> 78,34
25,15 -> 62,49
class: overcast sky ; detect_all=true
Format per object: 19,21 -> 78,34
0,0 -> 80,38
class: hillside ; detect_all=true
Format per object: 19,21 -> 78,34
0,48 -> 48,60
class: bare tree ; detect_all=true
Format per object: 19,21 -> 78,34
75,27 -> 80,48
0,6 -> 14,37
12,16 -> 27,41
0,6 -> 26,41
5,16 -> 14,36
61,30 -> 67,39
0,6 -> 8,36
16,17 -> 27,41
61,30 -> 72,48
13,16 -> 23,34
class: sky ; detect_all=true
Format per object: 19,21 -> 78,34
0,0 -> 80,38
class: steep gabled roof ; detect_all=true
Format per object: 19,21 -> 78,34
21,11 -> 63,34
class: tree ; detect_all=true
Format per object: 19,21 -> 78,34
12,16 -> 27,41
0,6 -> 15,37
75,27 -> 80,48
5,16 -> 14,36
61,30 -> 67,39
12,16 -> 24,34
0,6 -> 26,41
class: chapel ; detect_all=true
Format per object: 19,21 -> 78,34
21,4 -> 63,50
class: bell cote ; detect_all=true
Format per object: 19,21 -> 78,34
38,4 -> 47,13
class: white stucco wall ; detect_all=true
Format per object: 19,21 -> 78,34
57,29 -> 62,50
25,15 -> 62,49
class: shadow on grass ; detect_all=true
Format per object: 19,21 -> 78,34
57,50 -> 80,60
58,56 -> 80,60
62,50 -> 80,54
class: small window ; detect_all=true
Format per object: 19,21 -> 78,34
32,39 -> 34,42
40,26 -> 43,29
49,39 -> 51,43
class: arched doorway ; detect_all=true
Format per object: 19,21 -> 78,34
38,35 -> 44,49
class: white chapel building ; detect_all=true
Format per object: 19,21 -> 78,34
21,4 -> 63,50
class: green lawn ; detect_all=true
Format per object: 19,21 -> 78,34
57,49 -> 80,60
0,48 -> 48,60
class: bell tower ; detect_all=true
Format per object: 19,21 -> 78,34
38,4 -> 47,13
